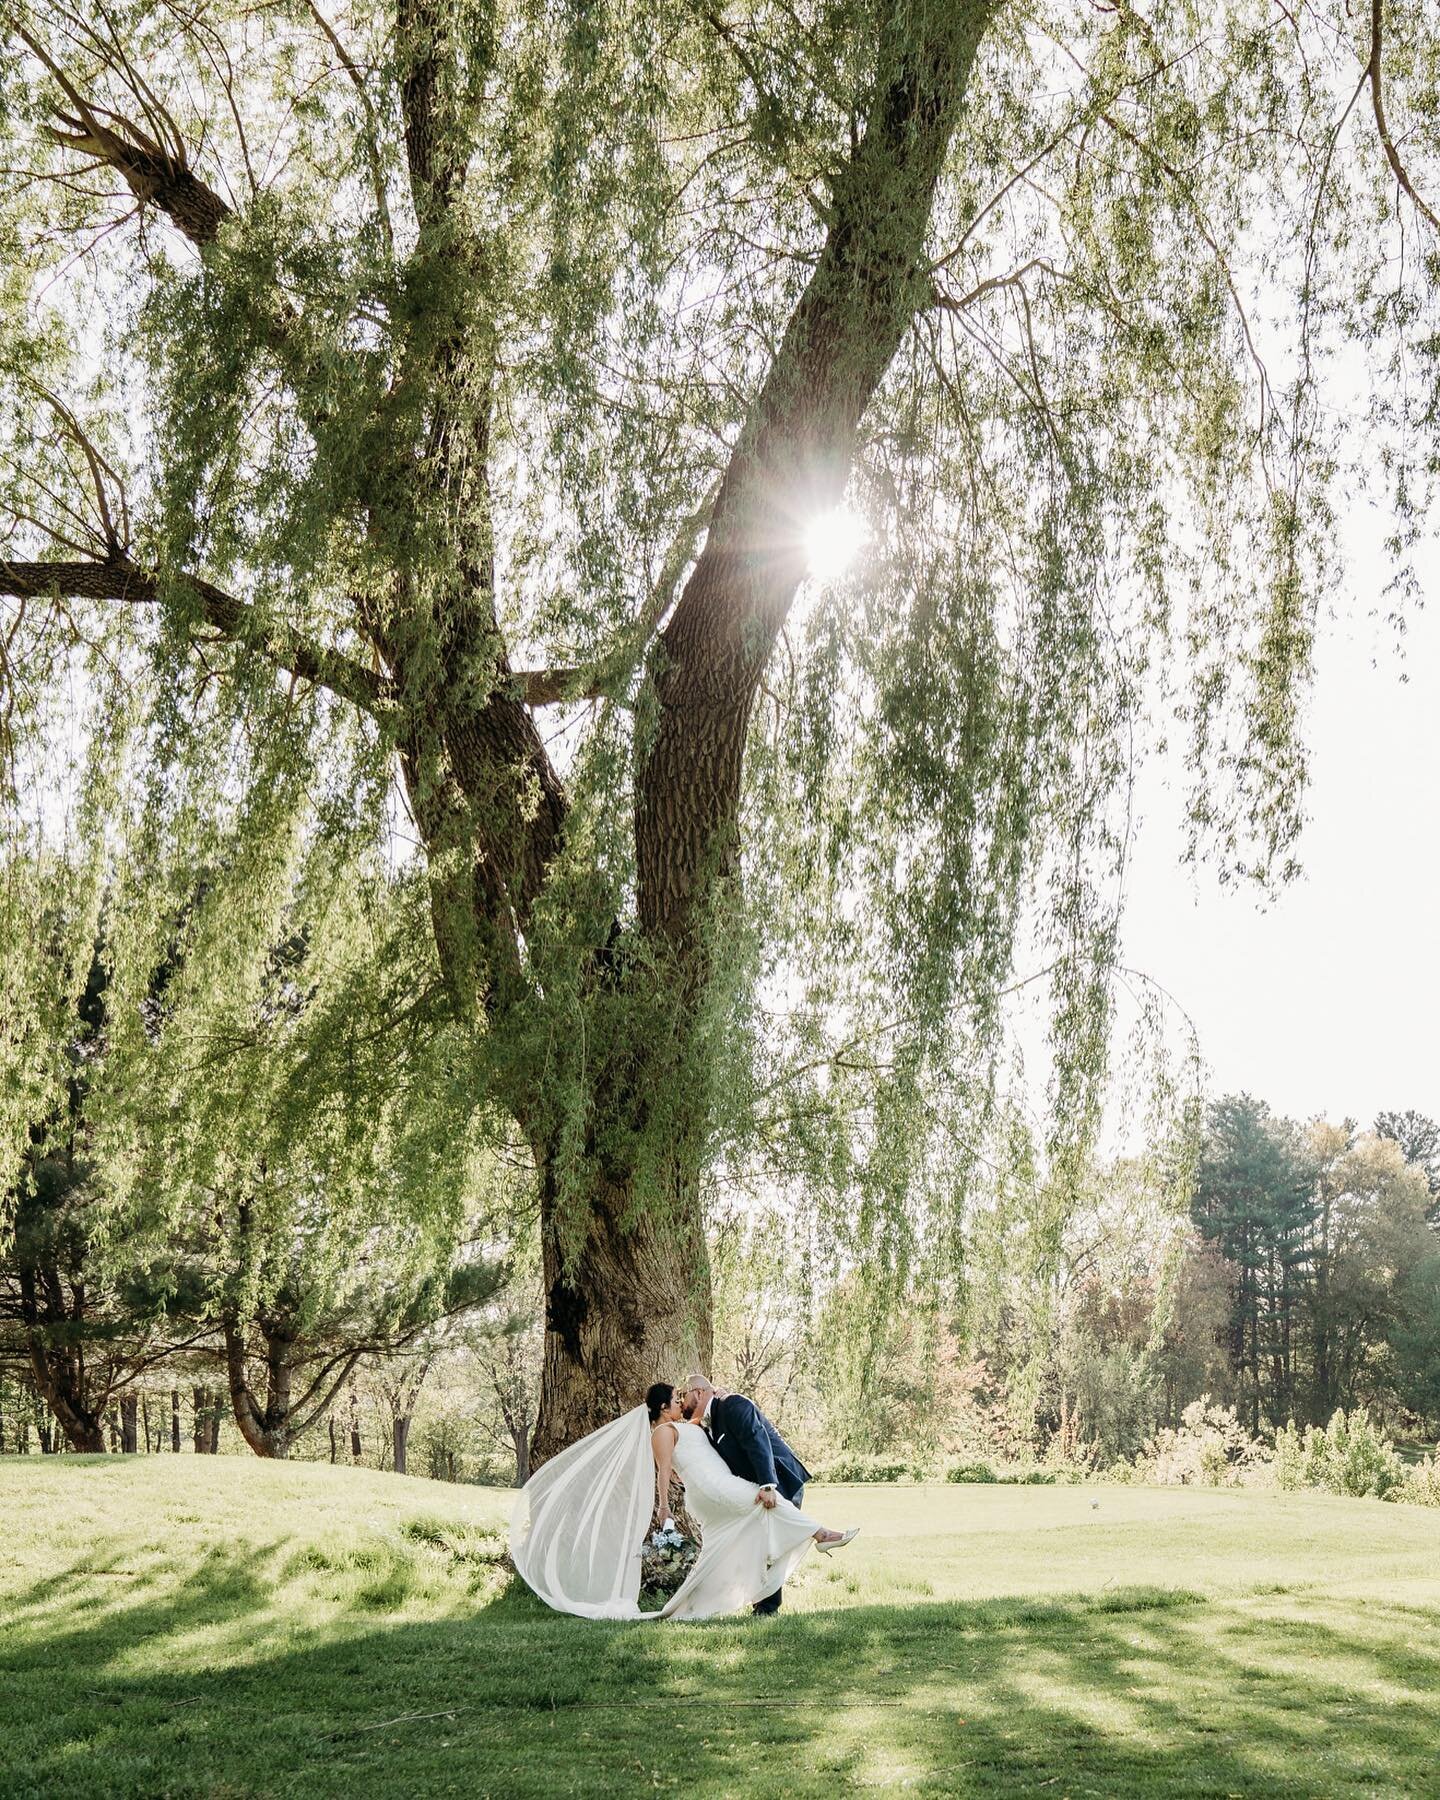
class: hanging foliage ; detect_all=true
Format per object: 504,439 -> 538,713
0,0 -> 1436,1453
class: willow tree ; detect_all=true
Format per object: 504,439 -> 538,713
1,1 -> 1436,1458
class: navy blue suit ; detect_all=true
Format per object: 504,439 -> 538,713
705,1394 -> 811,1613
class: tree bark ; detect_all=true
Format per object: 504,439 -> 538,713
18,1267 -> 108,1451
531,1164 -> 712,1462
224,1320 -> 290,1458
26,1350 -> 106,1451
120,1393 -> 138,1454
393,1413 -> 411,1476
171,1387 -> 181,1454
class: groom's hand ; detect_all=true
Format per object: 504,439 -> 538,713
755,1485 -> 778,1509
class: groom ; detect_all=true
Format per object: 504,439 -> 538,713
682,1373 -> 812,1616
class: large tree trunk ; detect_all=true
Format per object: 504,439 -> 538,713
392,1413 -> 411,1476
120,1393 -> 138,1453
531,1164 -> 712,1463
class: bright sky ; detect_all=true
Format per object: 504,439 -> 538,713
1120,537 -> 1440,1128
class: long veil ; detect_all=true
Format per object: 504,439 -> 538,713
509,1404 -> 655,1619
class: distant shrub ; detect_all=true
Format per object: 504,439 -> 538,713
1392,1446 -> 1440,1507
813,1454 -> 916,1483
945,1460 -> 997,1484
939,1457 -> 1086,1485
814,1451 -> 1089,1487
1139,1398 -> 1271,1488
1273,1409 -> 1405,1500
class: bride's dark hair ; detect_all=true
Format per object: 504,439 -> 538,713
645,1382 -> 675,1424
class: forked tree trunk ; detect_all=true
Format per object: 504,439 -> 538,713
530,1165 -> 712,1464
222,1316 -> 360,1459
27,1352 -> 105,1452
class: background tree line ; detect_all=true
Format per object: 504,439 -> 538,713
8,1069 -> 1437,1479
763,1097 -> 1440,1471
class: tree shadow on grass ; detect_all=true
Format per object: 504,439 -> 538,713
4,1544 -> 1439,1798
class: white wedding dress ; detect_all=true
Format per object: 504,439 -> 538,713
509,1407 -> 822,1621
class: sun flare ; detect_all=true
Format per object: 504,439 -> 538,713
803,506 -> 869,582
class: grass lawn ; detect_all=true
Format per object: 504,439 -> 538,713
2,1457 -> 1437,1797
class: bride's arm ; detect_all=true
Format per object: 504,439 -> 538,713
650,1423 -> 678,1523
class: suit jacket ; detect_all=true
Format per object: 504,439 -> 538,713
706,1394 -> 811,1503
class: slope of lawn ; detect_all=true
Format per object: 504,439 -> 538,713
2,1454 -> 1438,1797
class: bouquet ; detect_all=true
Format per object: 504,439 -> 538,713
639,1518 -> 699,1604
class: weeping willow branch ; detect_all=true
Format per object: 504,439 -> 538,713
1368,0 -> 1440,235
0,558 -> 387,715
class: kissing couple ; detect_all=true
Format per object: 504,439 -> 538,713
510,1372 -> 858,1621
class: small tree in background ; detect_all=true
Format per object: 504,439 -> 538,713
1303,1126 -> 1434,1424
0,1152 -> 207,1452
371,1343 -> 440,1477
1375,1112 -> 1440,1228
467,1300 -> 544,1488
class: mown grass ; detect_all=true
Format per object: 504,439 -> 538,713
2,1455 -> 1437,1797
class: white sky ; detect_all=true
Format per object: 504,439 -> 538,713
1119,539 -> 1439,1128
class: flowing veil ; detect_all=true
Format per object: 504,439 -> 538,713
509,1404 -> 655,1619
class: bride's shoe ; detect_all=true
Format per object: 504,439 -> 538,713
814,1527 -> 859,1554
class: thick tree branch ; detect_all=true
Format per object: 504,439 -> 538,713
0,559 -> 386,716
396,0 -> 470,223
19,27 -> 234,248
636,0 -> 999,944
1368,0 -> 1440,235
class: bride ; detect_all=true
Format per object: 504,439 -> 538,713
510,1381 -> 857,1620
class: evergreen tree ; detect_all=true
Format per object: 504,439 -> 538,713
1190,1095 -> 1317,1431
